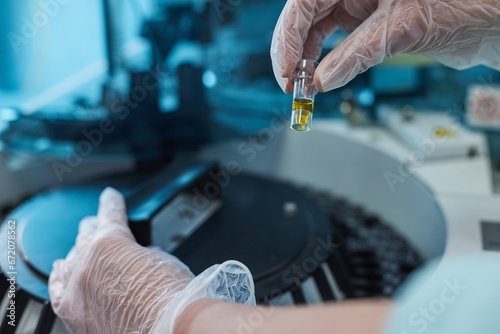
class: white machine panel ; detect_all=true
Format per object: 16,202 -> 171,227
378,105 -> 487,160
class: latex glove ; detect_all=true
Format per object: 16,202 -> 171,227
49,187 -> 255,334
271,0 -> 500,93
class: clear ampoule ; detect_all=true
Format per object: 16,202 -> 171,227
291,59 -> 317,132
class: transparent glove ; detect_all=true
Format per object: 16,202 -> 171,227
271,0 -> 500,93
48,187 -> 255,334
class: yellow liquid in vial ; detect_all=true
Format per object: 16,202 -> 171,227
292,98 -> 314,126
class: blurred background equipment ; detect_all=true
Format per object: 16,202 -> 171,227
0,0 -> 499,333
467,84 -> 500,129
467,84 -> 500,178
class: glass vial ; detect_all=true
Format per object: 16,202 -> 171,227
291,59 -> 317,132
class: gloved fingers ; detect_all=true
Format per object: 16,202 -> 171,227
97,187 -> 135,241
270,7 -> 297,94
147,245 -> 173,257
273,70 -> 292,93
144,247 -> 198,282
302,13 -> 339,60
58,216 -> 98,275
373,1 -> 430,57
272,65 -> 294,93
147,245 -> 195,271
339,0 -> 378,23
329,5 -> 365,34
314,11 -> 388,92
75,216 -> 98,250
49,259 -> 86,332
48,218 -> 97,312
79,215 -> 98,234
152,260 -> 255,334
48,259 -> 72,311
146,245 -> 175,260
271,0 -> 341,92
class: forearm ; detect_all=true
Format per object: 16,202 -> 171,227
175,299 -> 392,334
424,0 -> 500,70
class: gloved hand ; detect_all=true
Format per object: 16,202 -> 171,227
271,0 -> 500,93
49,187 -> 255,334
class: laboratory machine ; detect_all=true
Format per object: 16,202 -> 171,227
0,0 -> 499,333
